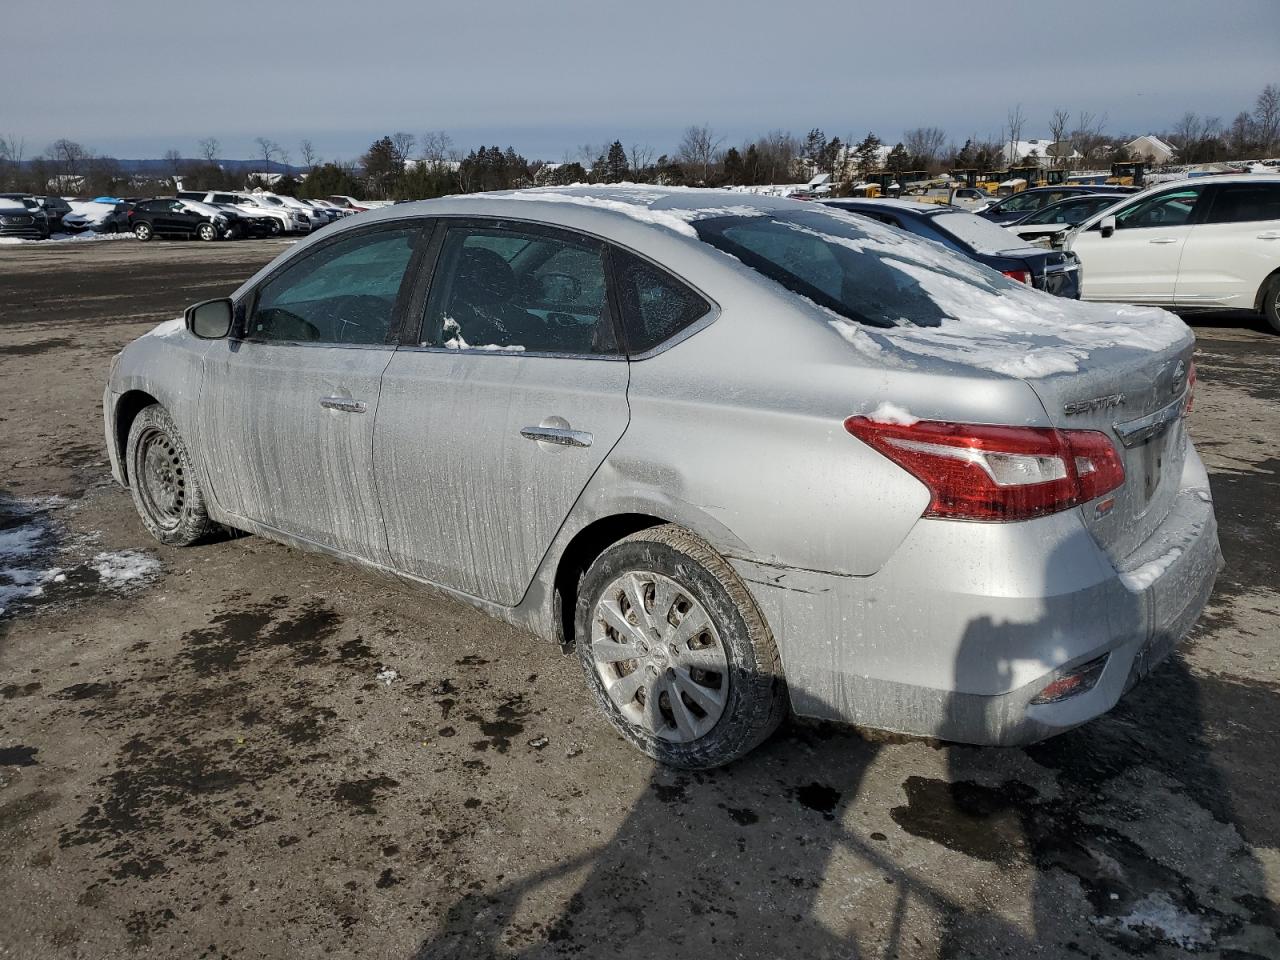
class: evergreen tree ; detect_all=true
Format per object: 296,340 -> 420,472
802,128 -> 827,164
603,141 -> 628,183
743,144 -> 762,185
885,142 -> 910,173
722,146 -> 743,185
361,136 -> 402,198
853,132 -> 883,178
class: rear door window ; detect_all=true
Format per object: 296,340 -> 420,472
1204,183 -> 1280,223
421,224 -> 619,355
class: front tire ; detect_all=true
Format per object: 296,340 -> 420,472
1263,277 -> 1280,335
267,219 -> 282,236
576,525 -> 788,769
133,222 -> 153,241
125,405 -> 218,546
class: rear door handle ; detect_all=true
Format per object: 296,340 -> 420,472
520,426 -> 593,448
1148,237 -> 1180,244
319,396 -> 367,414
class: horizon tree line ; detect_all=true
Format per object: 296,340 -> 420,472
1,82 -> 1275,198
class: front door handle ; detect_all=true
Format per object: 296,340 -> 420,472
1148,237 -> 1180,244
520,426 -> 593,448
319,396 -> 367,414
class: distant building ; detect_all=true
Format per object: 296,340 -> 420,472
1123,135 -> 1177,165
1000,138 -> 1081,167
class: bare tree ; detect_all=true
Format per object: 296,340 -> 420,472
1255,83 -> 1280,154
1070,111 -> 1109,163
420,130 -> 454,165
390,132 -> 416,169
299,139 -> 319,171
163,148 -> 183,175
198,137 -> 220,163
1228,111 -> 1255,157
903,126 -> 948,170
628,143 -> 655,179
1005,104 -> 1026,162
1048,109 -> 1071,165
48,138 -> 91,179
254,137 -> 280,167
677,123 -> 724,183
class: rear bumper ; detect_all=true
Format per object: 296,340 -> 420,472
730,444 -> 1222,745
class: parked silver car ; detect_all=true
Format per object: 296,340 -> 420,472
103,187 -> 1222,768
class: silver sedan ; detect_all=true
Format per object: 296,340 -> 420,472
103,187 -> 1222,768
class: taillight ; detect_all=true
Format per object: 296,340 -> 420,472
844,417 -> 1125,522
1185,361 -> 1196,413
1002,269 -> 1032,284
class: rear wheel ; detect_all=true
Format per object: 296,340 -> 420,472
1263,277 -> 1280,335
267,219 -> 282,236
576,525 -> 788,769
133,222 -> 153,241
197,222 -> 217,242
125,405 -> 217,546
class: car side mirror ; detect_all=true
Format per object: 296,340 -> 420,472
185,298 -> 234,339
1099,215 -> 1116,238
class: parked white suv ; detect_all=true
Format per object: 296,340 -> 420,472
1066,175 -> 1280,331
240,192 -> 313,233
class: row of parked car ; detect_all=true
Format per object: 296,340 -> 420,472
0,190 -> 374,241
823,173 -> 1280,331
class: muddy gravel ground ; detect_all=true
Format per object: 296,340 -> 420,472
1,238 -> 1277,959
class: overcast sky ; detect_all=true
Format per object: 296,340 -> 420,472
4,0 -> 1276,162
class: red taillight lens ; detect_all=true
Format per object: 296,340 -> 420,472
1185,361 -> 1196,413
1002,269 -> 1032,284
844,417 -> 1125,522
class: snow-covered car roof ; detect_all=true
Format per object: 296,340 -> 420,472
180,199 -> 226,218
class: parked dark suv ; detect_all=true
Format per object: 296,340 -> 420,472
0,194 -> 50,238
823,198 -> 1082,298
977,186 -> 1135,224
128,198 -> 232,241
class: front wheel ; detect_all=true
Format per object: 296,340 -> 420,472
1263,277 -> 1280,335
267,219 -> 282,236
197,222 -> 217,242
125,405 -> 218,546
576,525 -> 788,769
133,222 -> 153,241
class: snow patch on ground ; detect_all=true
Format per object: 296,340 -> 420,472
91,550 -> 162,586
1119,548 -> 1183,592
376,667 -> 399,686
0,497 -> 67,614
0,231 -> 133,246
1093,892 -> 1214,950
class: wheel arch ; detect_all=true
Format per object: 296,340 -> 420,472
112,389 -> 161,486
1253,266 -> 1280,313
551,513 -> 667,651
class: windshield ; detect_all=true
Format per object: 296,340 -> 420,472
692,210 -> 1023,329
930,212 -> 1027,253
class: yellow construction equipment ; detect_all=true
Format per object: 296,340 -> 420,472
1106,162 -> 1147,187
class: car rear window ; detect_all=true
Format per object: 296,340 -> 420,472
692,210 -> 1021,328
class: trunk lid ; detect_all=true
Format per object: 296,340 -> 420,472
1027,336 -> 1194,562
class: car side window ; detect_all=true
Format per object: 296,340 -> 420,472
612,250 -> 711,354
422,225 -> 618,355
1204,184 -> 1280,224
1115,187 -> 1204,230
248,226 -> 420,345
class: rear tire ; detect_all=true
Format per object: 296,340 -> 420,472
197,222 -> 217,242
267,219 -> 282,237
1263,277 -> 1280,335
575,524 -> 788,769
125,405 -> 218,546
133,222 -> 153,241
